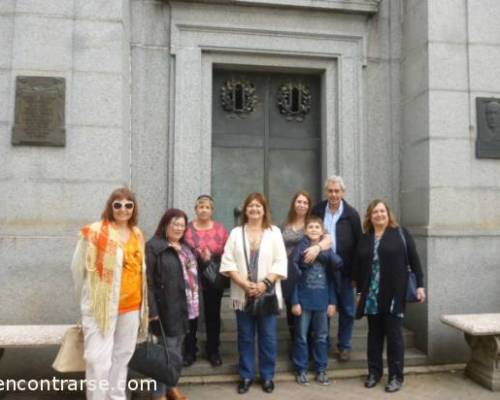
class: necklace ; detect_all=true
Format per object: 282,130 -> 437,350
246,226 -> 263,250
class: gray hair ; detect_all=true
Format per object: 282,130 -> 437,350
323,175 -> 346,192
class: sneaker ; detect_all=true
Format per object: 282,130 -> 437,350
316,371 -> 331,386
296,371 -> 310,386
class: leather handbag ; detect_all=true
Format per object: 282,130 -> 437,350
52,325 -> 86,372
201,258 -> 229,290
398,228 -> 419,303
129,320 -> 182,386
241,227 -> 279,317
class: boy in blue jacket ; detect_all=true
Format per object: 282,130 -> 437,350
291,216 -> 343,386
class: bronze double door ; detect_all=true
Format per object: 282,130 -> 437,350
211,69 -> 321,228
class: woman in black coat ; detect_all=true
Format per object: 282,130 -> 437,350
146,208 -> 199,400
352,199 -> 426,394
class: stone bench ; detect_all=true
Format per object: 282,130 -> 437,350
440,314 -> 500,391
0,325 -> 74,361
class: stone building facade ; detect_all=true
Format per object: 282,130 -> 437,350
1,0 -> 500,377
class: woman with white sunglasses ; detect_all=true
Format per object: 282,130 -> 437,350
71,187 -> 149,400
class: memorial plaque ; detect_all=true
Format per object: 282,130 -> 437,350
11,76 -> 65,146
476,97 -> 500,159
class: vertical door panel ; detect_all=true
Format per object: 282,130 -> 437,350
268,149 -> 320,225
212,69 -> 321,228
212,147 -> 264,227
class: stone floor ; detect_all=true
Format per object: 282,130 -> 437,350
1,371 -> 499,400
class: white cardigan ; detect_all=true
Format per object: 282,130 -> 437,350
220,225 -> 288,310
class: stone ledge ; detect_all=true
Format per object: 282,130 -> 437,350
441,314 -> 500,336
0,325 -> 73,348
170,0 -> 380,14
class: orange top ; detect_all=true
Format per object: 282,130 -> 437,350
119,232 -> 143,314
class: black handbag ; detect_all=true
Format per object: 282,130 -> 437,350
201,258 -> 229,290
398,228 -> 419,303
129,320 -> 183,386
242,227 -> 279,317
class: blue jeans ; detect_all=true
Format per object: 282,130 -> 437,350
293,309 -> 329,373
335,273 -> 356,351
236,310 -> 277,381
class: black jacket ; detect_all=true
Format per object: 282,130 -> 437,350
311,199 -> 362,277
146,236 -> 189,337
352,227 -> 424,319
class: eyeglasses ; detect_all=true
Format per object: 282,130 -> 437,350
112,201 -> 134,210
170,222 -> 186,229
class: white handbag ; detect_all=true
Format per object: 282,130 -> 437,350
52,325 -> 86,372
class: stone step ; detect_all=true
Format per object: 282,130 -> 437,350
178,347 -> 428,378
217,312 -> 369,332
196,327 -> 416,356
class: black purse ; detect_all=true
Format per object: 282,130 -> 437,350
129,320 -> 183,386
398,228 -> 419,303
201,257 -> 229,290
241,227 -> 279,317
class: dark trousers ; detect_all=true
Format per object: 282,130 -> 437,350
367,314 -> 405,381
184,318 -> 198,357
285,300 -> 295,341
203,287 -> 224,355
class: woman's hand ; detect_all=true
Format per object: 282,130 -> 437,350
201,248 -> 211,262
327,304 -> 336,318
417,287 -> 426,303
241,280 -> 255,296
246,281 -> 266,297
291,304 -> 302,316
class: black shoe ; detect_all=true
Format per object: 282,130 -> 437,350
207,352 -> 223,367
262,380 -> 275,393
385,377 -> 402,393
183,353 -> 196,367
238,379 -> 253,394
364,374 -> 380,388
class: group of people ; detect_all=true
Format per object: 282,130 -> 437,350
71,175 -> 426,400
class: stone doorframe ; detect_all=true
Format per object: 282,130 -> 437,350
168,1 -> 369,212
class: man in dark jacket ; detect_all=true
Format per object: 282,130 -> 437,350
311,175 -> 362,362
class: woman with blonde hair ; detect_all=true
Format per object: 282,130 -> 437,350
184,194 -> 229,367
352,199 -> 426,393
71,187 -> 148,400
220,192 -> 287,394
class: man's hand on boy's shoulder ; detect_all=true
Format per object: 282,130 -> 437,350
303,244 -> 320,263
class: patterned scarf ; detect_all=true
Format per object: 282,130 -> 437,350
81,220 -> 145,335
177,244 -> 200,320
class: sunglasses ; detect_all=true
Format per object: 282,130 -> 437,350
112,201 -> 134,210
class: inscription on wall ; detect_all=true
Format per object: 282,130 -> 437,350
11,76 -> 65,146
476,97 -> 500,159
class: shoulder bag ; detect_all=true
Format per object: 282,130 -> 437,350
201,256 -> 229,290
398,227 -> 419,303
52,325 -> 85,372
129,320 -> 183,386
